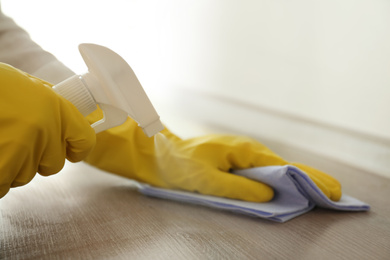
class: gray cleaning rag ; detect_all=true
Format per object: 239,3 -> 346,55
135,165 -> 370,222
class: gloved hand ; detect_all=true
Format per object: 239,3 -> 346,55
0,63 -> 96,198
85,112 -> 342,202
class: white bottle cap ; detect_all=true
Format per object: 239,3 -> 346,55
53,75 -> 97,117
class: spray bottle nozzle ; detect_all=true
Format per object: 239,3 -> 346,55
53,43 -> 164,137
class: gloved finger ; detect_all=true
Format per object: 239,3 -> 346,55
38,136 -> 66,176
0,144 -> 19,198
206,170 -> 274,202
291,162 -> 342,201
220,136 -> 342,201
165,163 -> 274,202
226,138 -> 342,201
228,137 -> 289,168
11,152 -> 38,187
0,142 -> 37,198
0,184 -> 10,199
185,135 -> 288,170
60,99 -> 96,162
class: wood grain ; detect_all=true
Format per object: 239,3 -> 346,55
1,160 -> 389,260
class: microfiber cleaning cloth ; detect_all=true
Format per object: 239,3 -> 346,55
135,165 -> 370,222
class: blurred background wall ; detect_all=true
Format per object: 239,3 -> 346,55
3,0 -> 390,177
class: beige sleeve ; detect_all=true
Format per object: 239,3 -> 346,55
0,6 -> 74,84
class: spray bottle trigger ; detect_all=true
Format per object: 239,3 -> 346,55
91,103 -> 128,133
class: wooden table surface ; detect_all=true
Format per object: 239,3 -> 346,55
1,160 -> 390,260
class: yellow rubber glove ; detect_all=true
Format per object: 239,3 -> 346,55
0,63 -> 96,198
85,112 -> 342,202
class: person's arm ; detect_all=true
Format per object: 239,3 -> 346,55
0,5 -> 342,202
0,6 -> 74,84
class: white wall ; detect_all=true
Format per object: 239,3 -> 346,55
3,0 -> 390,177
157,0 -> 390,140
152,0 -> 390,177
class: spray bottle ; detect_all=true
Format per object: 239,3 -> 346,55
52,43 -> 164,137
